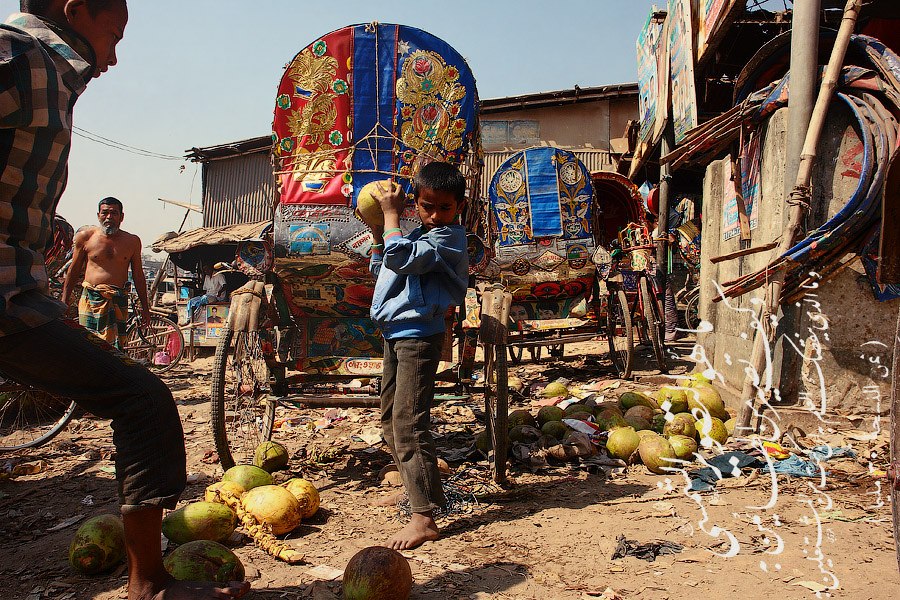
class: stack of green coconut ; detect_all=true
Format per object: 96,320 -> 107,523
483,373 -> 736,473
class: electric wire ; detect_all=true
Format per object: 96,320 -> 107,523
72,126 -> 185,161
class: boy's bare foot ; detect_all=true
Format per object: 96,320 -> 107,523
129,574 -> 250,599
373,490 -> 405,507
386,512 -> 440,550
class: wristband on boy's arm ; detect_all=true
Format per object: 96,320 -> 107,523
370,243 -> 384,256
383,227 -> 402,240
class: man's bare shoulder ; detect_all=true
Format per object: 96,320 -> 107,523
74,226 -> 100,245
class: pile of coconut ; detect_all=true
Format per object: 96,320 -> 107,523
69,440 -> 320,583
482,373 -> 735,473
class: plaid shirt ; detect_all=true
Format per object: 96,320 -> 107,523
0,13 -> 93,336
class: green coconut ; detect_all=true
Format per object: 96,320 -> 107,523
162,502 -> 237,545
663,413 -> 697,438
606,426 -> 641,461
509,425 -> 542,444
636,429 -> 659,440
537,405 -> 564,426
650,413 -> 667,434
507,375 -> 525,393
696,416 -> 729,447
508,409 -> 538,429
596,410 -> 628,431
542,381 -> 569,398
222,464 -> 272,491
724,417 -> 737,438
541,420 -> 568,440
618,391 -> 659,411
686,384 -> 729,421
655,386 -> 689,414
343,546 -> 412,600
625,415 -> 652,431
563,403 -> 591,417
474,429 -> 490,454
164,540 -> 245,584
623,405 -> 655,422
638,435 -> 677,474
668,435 -> 698,461
69,514 -> 126,575
253,441 -> 290,473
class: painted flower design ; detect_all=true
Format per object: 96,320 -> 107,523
446,66 -> 459,81
341,183 -> 353,197
452,119 -> 465,131
420,78 -> 434,92
280,138 -> 294,153
329,130 -> 344,145
401,106 -> 414,119
449,103 -> 461,117
332,79 -> 348,95
276,94 -> 291,110
413,56 -> 432,76
312,40 -> 327,57
399,165 -> 411,177
402,150 -> 415,163
421,104 -> 439,123
342,171 -> 353,184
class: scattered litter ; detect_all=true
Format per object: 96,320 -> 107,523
353,426 -> 383,446
792,580 -> 829,593
81,495 -> 94,506
611,534 -> 683,561
688,451 -> 765,492
46,514 -> 85,532
305,564 -> 344,580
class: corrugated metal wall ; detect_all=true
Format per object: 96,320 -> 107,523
480,150 -> 616,196
202,152 -> 276,228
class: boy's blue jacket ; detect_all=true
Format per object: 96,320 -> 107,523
369,224 -> 468,339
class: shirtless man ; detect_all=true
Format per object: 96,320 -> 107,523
62,197 -> 149,349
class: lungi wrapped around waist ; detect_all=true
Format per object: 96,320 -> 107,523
78,282 -> 128,350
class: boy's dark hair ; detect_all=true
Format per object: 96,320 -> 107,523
98,196 -> 123,212
21,0 -> 126,17
413,161 -> 466,202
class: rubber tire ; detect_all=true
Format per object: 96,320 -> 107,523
210,327 -> 276,470
483,342 -> 508,484
684,291 -> 700,331
124,316 -> 185,373
0,377 -> 77,451
640,278 -> 668,373
606,289 -> 634,379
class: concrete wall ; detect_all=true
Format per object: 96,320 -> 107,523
697,104 -> 895,417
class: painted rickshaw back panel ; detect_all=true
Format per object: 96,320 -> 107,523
270,23 -> 481,375
486,147 -> 597,326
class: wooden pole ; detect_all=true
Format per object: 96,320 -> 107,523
737,0 -> 863,430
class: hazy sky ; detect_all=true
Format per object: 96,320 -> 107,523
2,0 -> 662,251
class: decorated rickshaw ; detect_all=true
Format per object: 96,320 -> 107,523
209,23 -> 515,482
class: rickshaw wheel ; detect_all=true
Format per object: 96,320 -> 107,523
639,278 -> 668,374
210,327 -> 276,470
606,289 -> 634,379
684,292 -> 700,331
483,342 -> 508,484
0,374 -> 77,451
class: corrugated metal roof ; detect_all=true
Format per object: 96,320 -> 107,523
203,153 -> 276,228
481,150 -> 617,196
480,83 -> 638,114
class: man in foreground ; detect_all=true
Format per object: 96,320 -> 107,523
62,197 -> 149,349
0,2 -> 248,598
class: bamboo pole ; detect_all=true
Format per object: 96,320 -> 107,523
737,0 -> 863,431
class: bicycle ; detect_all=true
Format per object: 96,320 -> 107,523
122,292 -> 185,373
0,372 -> 78,452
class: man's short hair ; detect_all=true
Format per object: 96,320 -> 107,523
98,196 -> 123,212
21,0 -> 127,17
413,161 -> 466,202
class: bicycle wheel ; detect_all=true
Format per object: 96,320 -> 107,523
482,341 -> 508,484
684,291 -> 700,331
124,316 -> 185,373
0,376 -> 77,451
606,289 -> 634,379
210,327 -> 276,470
640,278 -> 668,373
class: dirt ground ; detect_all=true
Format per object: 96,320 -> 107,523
1,338 -> 898,600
